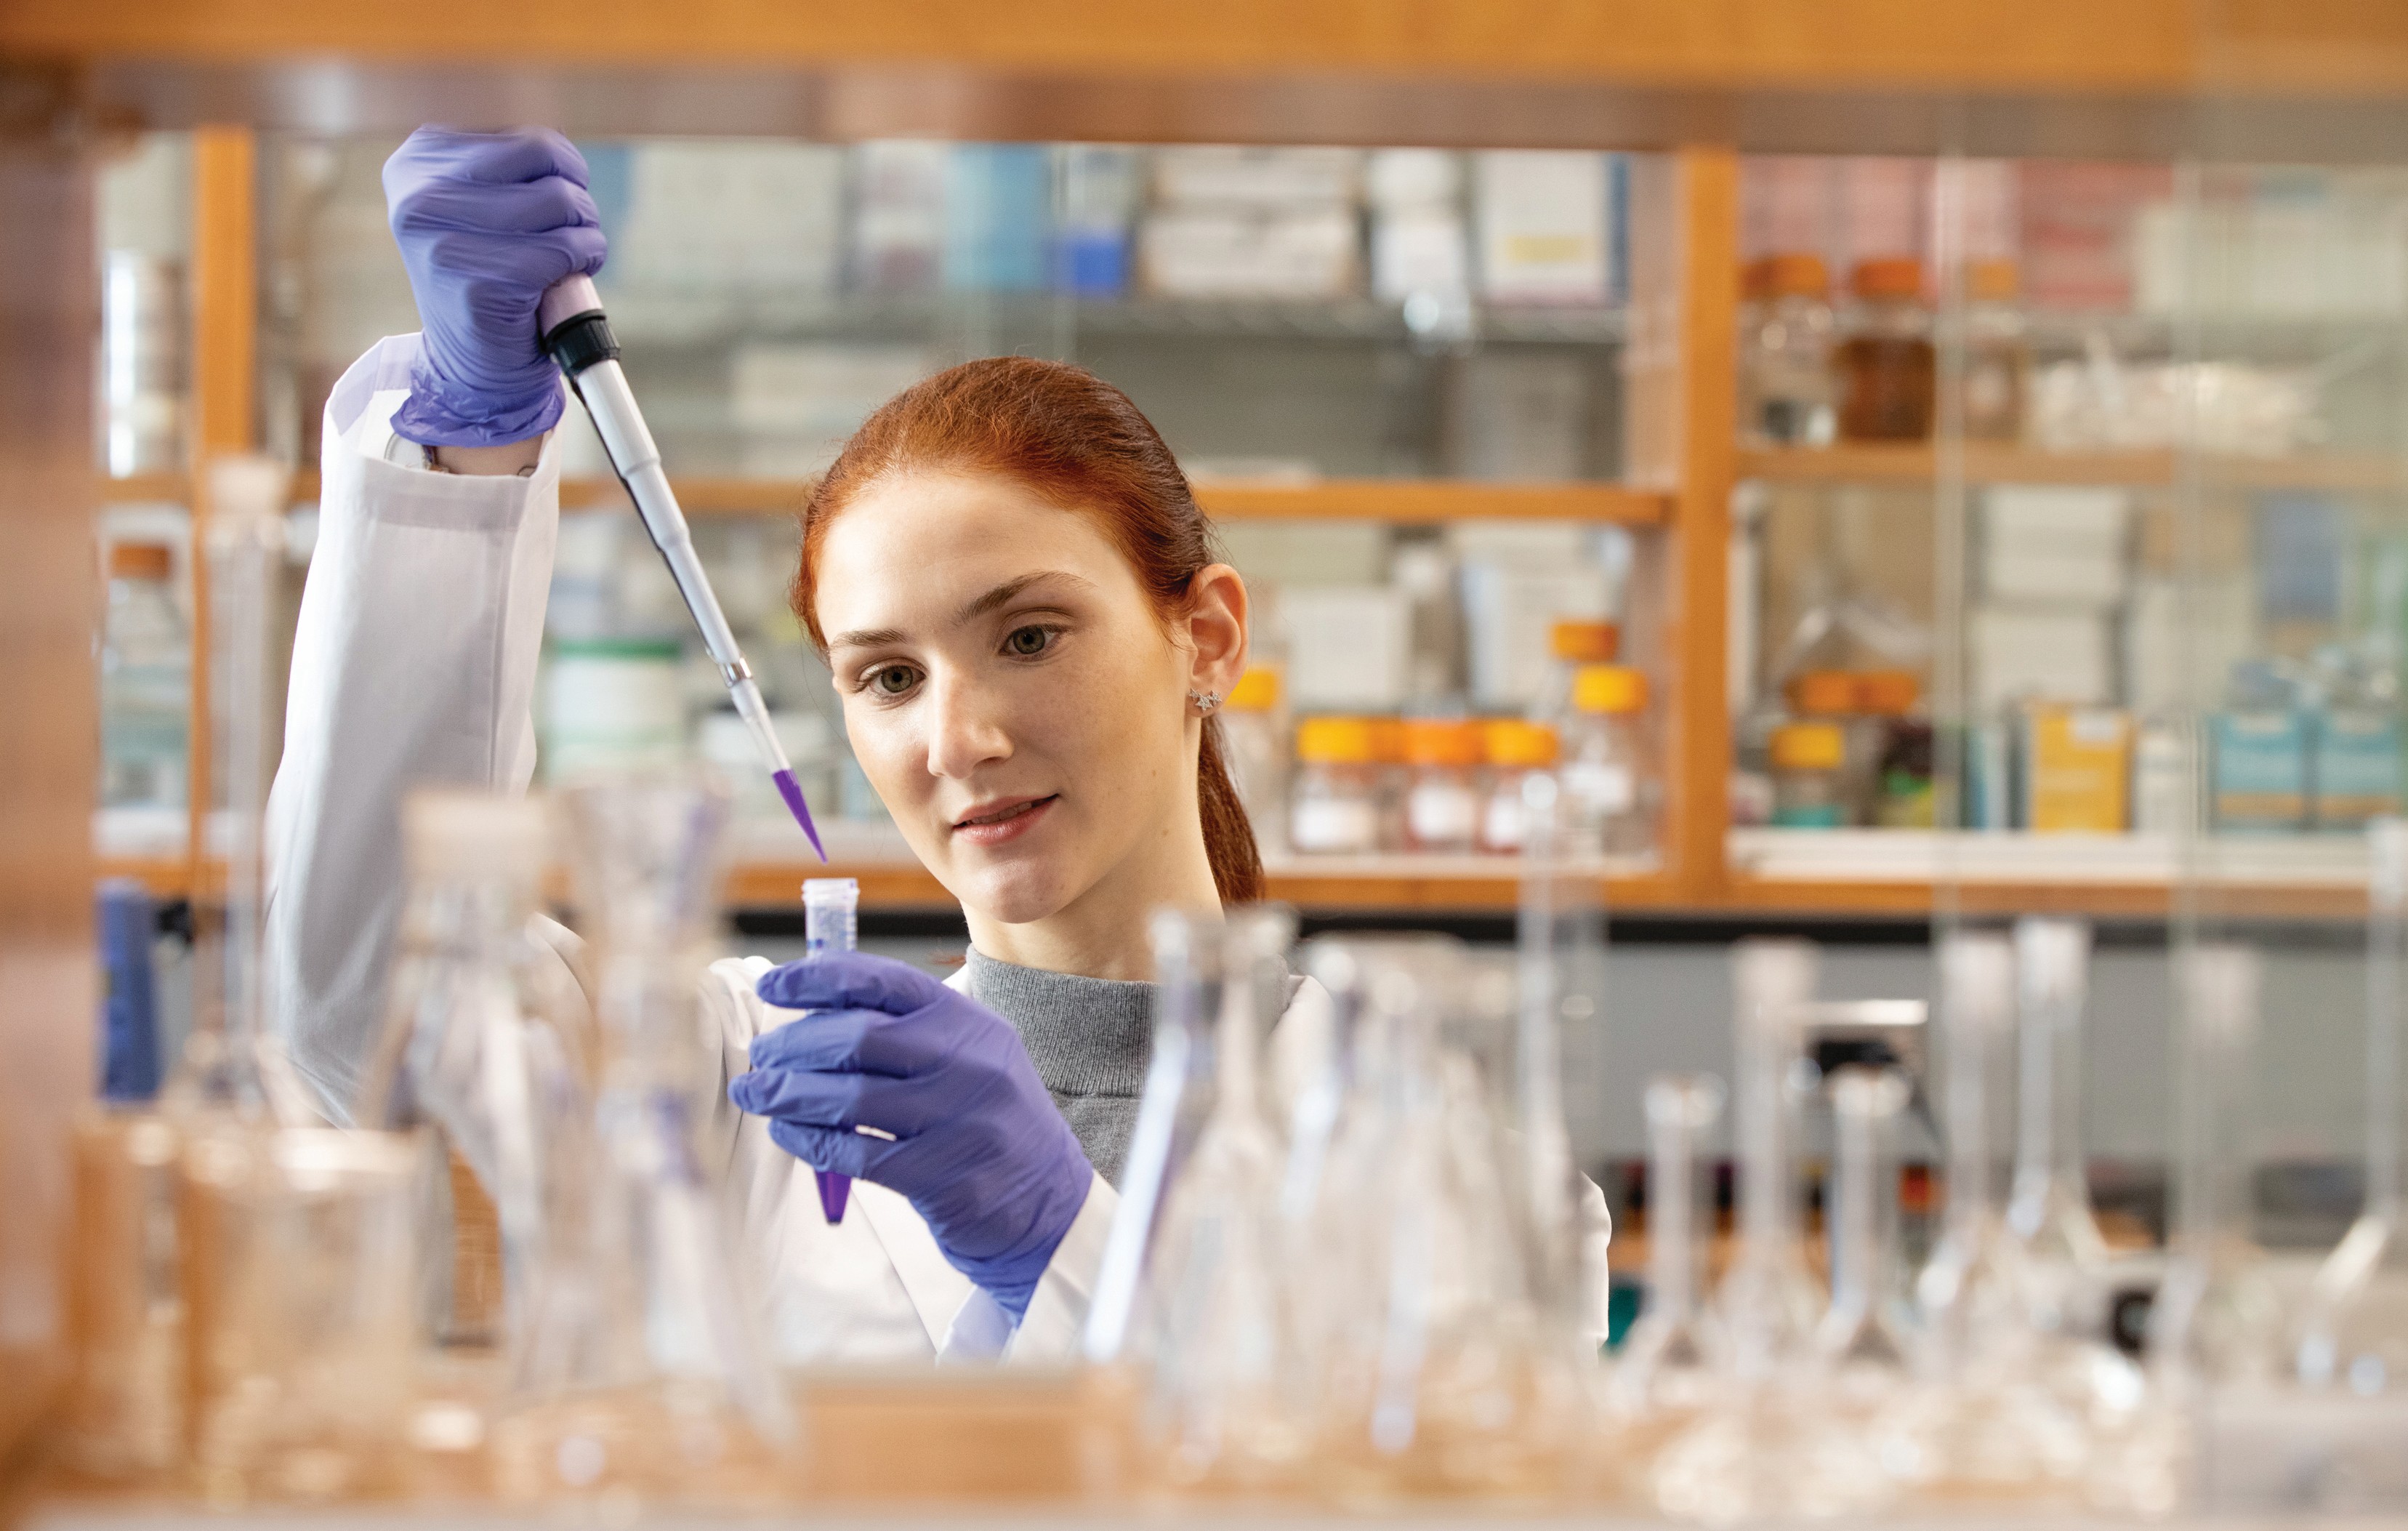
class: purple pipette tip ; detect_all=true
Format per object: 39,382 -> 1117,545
773,768 -> 827,862
816,1168 -> 852,1224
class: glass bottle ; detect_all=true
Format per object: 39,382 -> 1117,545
1835,257 -> 1936,442
1739,253 -> 1838,448
491,773 -> 796,1507
1401,719 -> 1483,853
1961,257 -> 2029,443
98,539 -> 190,812
1769,722 -> 1849,829
1559,664 -> 1653,859
2299,819 -> 2408,1393
1477,720 -> 1558,855
1290,717 -> 1384,855
1216,667 -> 1290,856
2151,943 -> 2287,1385
1534,619 -> 1620,730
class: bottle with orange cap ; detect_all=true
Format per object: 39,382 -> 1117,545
1559,664 -> 1654,856
99,540 -> 190,811
1739,252 -> 1838,448
1835,257 -> 1936,443
1216,667 -> 1289,854
1289,716 -> 1385,856
1535,619 -> 1619,732
1478,719 -> 1559,854
1399,718 -> 1485,854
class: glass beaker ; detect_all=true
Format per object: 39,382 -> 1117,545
2299,819 -> 2408,1393
178,1126 -> 422,1504
489,772 -> 797,1507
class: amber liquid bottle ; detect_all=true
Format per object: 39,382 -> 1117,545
1835,257 -> 1936,442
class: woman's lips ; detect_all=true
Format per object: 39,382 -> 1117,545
950,795 -> 1058,848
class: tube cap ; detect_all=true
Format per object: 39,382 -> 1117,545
1769,723 -> 1845,771
1571,665 -> 1646,714
1297,717 -> 1379,766
1484,719 -> 1560,768
1401,719 -> 1483,767
1225,667 -> 1282,712
1548,620 -> 1620,663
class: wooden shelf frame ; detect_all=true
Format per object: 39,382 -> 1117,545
143,125 -> 2388,924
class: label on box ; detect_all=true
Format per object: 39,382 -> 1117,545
2022,705 -> 2133,833
2316,710 -> 2404,829
2211,711 -> 2308,832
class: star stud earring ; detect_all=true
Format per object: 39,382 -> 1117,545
1188,689 -> 1220,715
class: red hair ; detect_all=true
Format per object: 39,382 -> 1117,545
790,356 -> 1263,905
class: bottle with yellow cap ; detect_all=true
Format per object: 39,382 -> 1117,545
1560,664 -> 1654,857
1478,719 -> 1560,854
1290,716 -> 1385,855
1534,619 -> 1619,738
1768,721 -> 1848,828
1739,252 -> 1837,448
1217,667 -> 1289,854
1399,718 -> 1485,853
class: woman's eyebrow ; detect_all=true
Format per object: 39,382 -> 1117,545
825,624 -> 907,653
956,570 -> 1098,624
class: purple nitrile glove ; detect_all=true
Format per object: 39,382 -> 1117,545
729,952 -> 1092,1322
382,126 -> 608,448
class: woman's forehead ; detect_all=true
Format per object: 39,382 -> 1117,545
814,468 -> 1144,635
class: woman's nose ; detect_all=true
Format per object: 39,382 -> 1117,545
922,675 -> 1013,780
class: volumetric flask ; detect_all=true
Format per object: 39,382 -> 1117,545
2300,819 -> 2408,1395
1606,1074 -> 1726,1498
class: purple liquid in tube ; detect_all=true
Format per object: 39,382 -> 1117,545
775,768 -> 828,861
803,877 -> 858,1223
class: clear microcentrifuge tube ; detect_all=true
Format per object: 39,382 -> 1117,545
801,877 -> 858,1224
2299,819 -> 2408,1393
2151,942 -> 2286,1385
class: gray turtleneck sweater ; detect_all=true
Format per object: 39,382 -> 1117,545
962,949 -> 1156,1187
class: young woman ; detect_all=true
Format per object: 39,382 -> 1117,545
263,126 -> 1326,1365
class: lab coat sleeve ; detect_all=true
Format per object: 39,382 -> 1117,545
264,334 -> 565,1122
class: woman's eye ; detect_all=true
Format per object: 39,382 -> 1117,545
866,665 -> 919,696
1004,624 -> 1055,658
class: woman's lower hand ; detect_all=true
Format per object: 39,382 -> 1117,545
730,952 -> 1094,1319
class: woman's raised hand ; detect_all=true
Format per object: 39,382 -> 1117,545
730,952 -> 1095,1319
382,126 -> 607,448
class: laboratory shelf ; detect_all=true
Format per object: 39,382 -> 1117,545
1736,443 -> 2404,493
597,289 -> 1627,350
97,473 -> 189,505
1726,827 -> 2374,920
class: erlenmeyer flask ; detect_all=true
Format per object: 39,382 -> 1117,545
2151,943 -> 2287,1385
2299,819 -> 2408,1394
1130,905 -> 1311,1495
1888,931 -> 2088,1497
489,773 -> 796,1506
1605,1074 -> 1726,1499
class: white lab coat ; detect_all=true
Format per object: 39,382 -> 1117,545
264,334 -> 1359,1365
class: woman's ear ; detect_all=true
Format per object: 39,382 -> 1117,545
1183,563 -> 1249,702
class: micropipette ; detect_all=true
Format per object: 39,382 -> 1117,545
538,274 -> 825,860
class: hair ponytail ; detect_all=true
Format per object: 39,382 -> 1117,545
792,355 -> 1263,906
1197,716 -> 1263,904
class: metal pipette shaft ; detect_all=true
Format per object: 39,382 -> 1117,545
536,275 -> 824,859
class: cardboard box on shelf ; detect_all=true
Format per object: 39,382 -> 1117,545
1970,604 -> 2112,712
850,140 -> 949,293
2021,704 -> 2133,833
1281,585 -> 1412,710
943,143 -> 1052,294
608,141 -> 846,297
1473,151 -> 1616,306
1138,206 -> 1360,300
2211,710 -> 2311,832
2315,710 -> 2405,830
1151,145 -> 1362,209
2123,574 -> 2258,719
